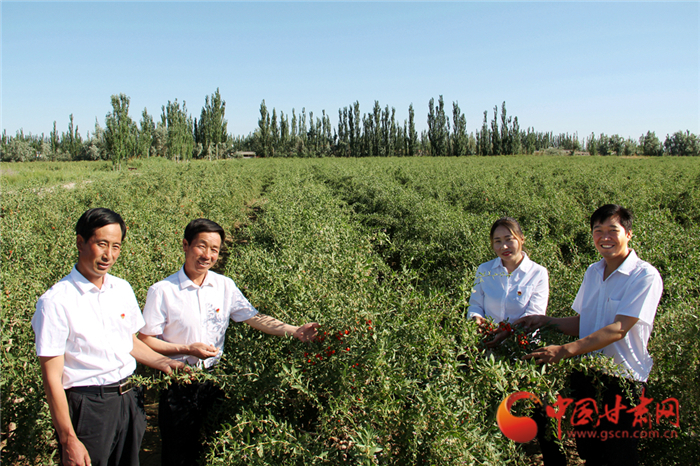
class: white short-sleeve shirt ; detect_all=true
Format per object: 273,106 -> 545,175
32,267 -> 144,389
140,268 -> 258,368
468,252 -> 549,323
572,250 -> 663,382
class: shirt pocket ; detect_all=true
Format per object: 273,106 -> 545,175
509,285 -> 534,306
606,298 -> 621,315
106,306 -> 136,345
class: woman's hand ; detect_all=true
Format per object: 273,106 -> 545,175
294,322 -> 320,342
484,329 -> 511,348
514,315 -> 550,332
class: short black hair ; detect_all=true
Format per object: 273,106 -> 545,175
590,204 -> 633,233
75,208 -> 127,241
184,218 -> 225,245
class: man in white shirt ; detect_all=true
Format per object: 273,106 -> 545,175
32,208 -> 185,466
518,204 -> 663,466
138,218 -> 319,466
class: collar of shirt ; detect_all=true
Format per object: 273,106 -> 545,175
69,266 -> 113,294
177,266 -> 216,290
594,249 -> 639,279
490,251 -> 533,274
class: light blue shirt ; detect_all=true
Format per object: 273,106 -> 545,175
468,252 -> 549,323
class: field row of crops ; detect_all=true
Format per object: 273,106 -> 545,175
1,156 -> 698,464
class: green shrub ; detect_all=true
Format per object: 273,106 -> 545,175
2,157 -> 698,464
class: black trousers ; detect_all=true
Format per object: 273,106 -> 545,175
570,370 -> 642,466
534,405 -> 567,466
538,370 -> 643,466
60,386 -> 146,466
159,381 -> 224,466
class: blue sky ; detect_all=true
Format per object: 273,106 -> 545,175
2,1 -> 698,142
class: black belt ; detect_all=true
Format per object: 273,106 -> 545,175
67,377 -> 135,395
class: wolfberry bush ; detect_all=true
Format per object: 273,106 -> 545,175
2,156 -> 698,464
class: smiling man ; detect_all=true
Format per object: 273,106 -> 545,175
517,204 -> 663,466
138,218 -> 319,466
32,208 -> 185,466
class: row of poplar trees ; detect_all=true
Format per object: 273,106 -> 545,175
0,89 -> 232,167
254,96 -> 556,158
8,90 -> 696,165
255,99 -> 420,158
104,90 -> 229,169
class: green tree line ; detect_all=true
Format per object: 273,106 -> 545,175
2,90 -> 699,164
